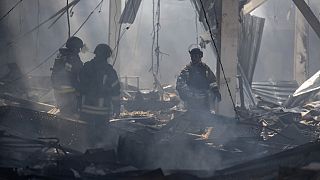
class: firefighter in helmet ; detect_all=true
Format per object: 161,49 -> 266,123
79,43 -> 120,146
176,48 -> 221,112
51,36 -> 84,115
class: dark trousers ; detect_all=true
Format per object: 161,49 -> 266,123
186,97 -> 210,112
80,112 -> 110,148
54,91 -> 78,115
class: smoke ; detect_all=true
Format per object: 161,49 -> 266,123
119,0 -> 216,88
0,0 -> 216,90
0,0 -> 108,75
0,0 -> 219,166
2,0 -> 320,87
252,0 -> 320,82
112,111 -> 265,172
1,0 -> 306,172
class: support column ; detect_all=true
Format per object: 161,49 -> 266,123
108,0 -> 122,72
217,0 -> 239,117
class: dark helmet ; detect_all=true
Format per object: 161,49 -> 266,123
94,44 -> 112,58
66,36 -> 83,50
189,48 -> 203,58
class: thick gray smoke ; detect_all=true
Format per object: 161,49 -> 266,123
0,0 -> 110,75
0,0 -> 216,89
4,0 -> 320,172
119,0 -> 216,88
252,0 -> 320,82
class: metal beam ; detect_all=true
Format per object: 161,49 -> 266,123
242,0 -> 268,15
293,0 -> 320,39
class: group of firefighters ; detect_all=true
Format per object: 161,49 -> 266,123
51,36 -> 120,120
50,36 -> 221,145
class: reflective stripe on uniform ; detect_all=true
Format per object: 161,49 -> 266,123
81,108 -> 110,115
81,96 -> 110,115
209,82 -> 218,88
81,103 -> 110,115
82,104 -> 109,111
54,86 -> 76,93
65,62 -> 72,72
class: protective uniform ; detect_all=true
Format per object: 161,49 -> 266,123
176,48 -> 221,111
51,36 -> 83,115
79,60 -> 120,120
79,44 -> 120,146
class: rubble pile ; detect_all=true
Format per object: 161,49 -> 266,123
1,69 -> 320,179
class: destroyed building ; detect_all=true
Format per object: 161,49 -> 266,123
1,0 -> 320,179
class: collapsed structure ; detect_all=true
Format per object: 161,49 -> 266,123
1,0 -> 320,179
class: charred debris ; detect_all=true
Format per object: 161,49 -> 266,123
3,69 -> 320,179
1,0 -> 320,179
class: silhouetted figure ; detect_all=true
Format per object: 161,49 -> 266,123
176,48 -> 221,112
51,36 -> 84,115
79,44 -> 120,146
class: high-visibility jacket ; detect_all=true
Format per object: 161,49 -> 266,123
79,57 -> 120,116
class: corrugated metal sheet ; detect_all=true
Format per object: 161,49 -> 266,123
285,70 -> 320,108
252,81 -> 299,106
238,14 -> 265,84
238,64 -> 257,107
293,69 -> 320,97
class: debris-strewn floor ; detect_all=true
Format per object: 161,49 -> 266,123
1,75 -> 320,179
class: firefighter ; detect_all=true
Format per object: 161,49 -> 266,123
79,44 -> 120,146
51,36 -> 84,115
176,48 -> 221,112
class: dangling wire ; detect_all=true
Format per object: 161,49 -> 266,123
195,9 -> 199,45
155,0 -> 161,75
0,0 -> 23,23
35,0 -> 40,60
5,0 -> 104,85
112,26 -> 130,66
199,0 -> 239,120
112,0 -> 131,66
150,0 -> 156,73
66,0 -> 71,38
98,0 -> 103,13
149,0 -> 161,74
6,0 -> 80,47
